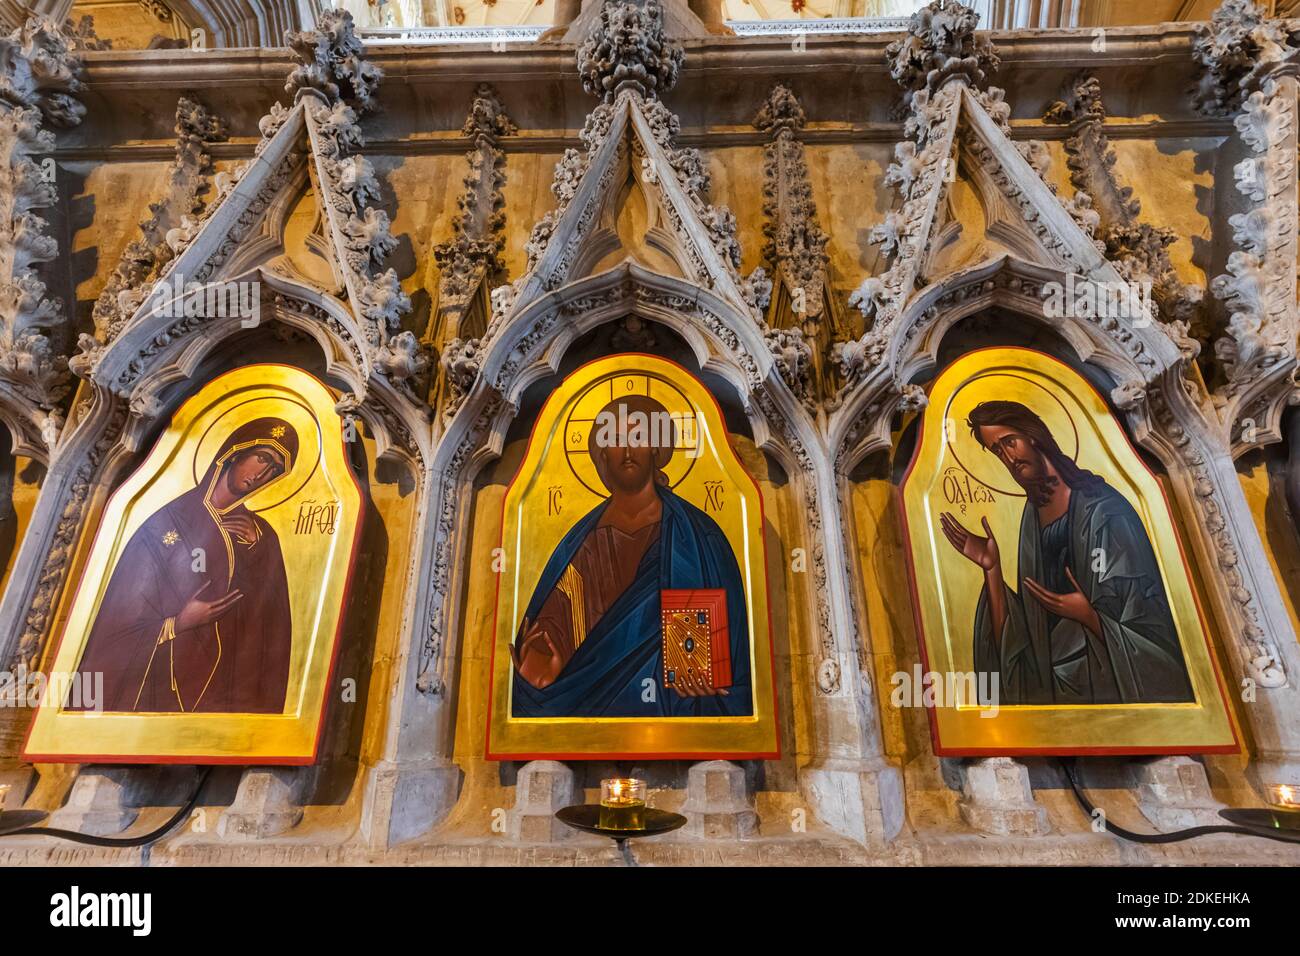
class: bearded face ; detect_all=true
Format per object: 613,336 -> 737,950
590,396 -> 675,499
975,424 -> 1058,505
595,439 -> 657,496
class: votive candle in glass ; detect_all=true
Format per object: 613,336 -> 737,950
598,778 -> 646,831
1270,784 -> 1300,809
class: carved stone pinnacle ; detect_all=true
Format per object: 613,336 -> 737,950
576,0 -> 684,102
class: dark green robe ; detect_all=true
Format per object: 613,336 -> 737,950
973,480 -> 1194,705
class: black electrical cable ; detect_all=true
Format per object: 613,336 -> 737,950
1061,757 -> 1300,845
0,766 -> 213,848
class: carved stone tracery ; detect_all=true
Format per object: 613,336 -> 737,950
0,15 -> 85,460
753,83 -> 835,407
89,95 -> 228,347
1044,73 -> 1205,344
1192,0 -> 1300,456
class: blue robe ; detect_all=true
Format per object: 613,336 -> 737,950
511,486 -> 753,718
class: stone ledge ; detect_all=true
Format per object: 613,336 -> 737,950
0,830 -> 1296,867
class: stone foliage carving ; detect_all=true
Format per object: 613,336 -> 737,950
1212,80 -> 1297,398
0,16 -> 85,457
434,84 -> 514,334
576,0 -> 683,102
1147,379 -> 1286,689
285,9 -> 382,113
433,85 -> 516,417
885,0 -> 999,99
838,82 -> 962,386
754,83 -> 835,404
454,0 -> 761,415
837,0 -> 1178,406
289,13 -> 423,398
90,95 -> 228,345
1191,0 -> 1300,116
1192,0 -> 1299,454
1044,73 -> 1204,345
0,15 -> 86,127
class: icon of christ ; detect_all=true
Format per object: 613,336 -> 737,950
939,400 -> 1194,705
74,417 -> 298,714
510,395 -> 753,718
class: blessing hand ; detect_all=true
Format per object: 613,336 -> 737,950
221,513 -> 258,544
513,621 -> 565,690
1023,567 -> 1103,638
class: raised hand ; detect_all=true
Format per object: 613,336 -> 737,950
174,581 -> 244,633
1023,566 -> 1102,637
940,512 -> 1001,572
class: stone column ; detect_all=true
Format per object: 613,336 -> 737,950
48,766 -> 143,836
681,760 -> 757,839
1130,756 -> 1224,831
541,0 -> 583,39
957,757 -> 1050,836
687,0 -> 729,35
1285,405 -> 1300,546
0,767 -> 34,810
0,710 -> 34,811
507,760 -> 574,843
217,767 -> 308,840
797,471 -> 905,845
358,466 -> 463,849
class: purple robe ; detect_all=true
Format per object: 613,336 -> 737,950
74,429 -> 295,714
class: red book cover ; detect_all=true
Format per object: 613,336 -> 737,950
660,588 -> 731,690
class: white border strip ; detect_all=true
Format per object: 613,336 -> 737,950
356,17 -> 911,45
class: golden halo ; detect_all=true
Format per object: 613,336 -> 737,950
192,396 -> 322,513
943,371 -> 1079,498
563,371 -> 700,498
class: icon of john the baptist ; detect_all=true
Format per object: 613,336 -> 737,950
939,400 -> 1194,706
75,417 -> 298,714
511,395 -> 753,718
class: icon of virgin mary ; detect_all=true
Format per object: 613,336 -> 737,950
510,395 -> 752,719
75,417 -> 299,714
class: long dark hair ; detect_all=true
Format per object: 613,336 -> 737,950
967,400 -> 1103,490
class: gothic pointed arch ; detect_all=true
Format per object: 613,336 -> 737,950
827,0 -> 1300,808
353,1 -> 904,850
0,12 -> 433,674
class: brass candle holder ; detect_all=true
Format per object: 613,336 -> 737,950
556,783 -> 686,865
598,778 -> 647,831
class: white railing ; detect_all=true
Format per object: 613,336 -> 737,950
358,25 -> 549,45
356,17 -> 912,45
728,17 -> 911,36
